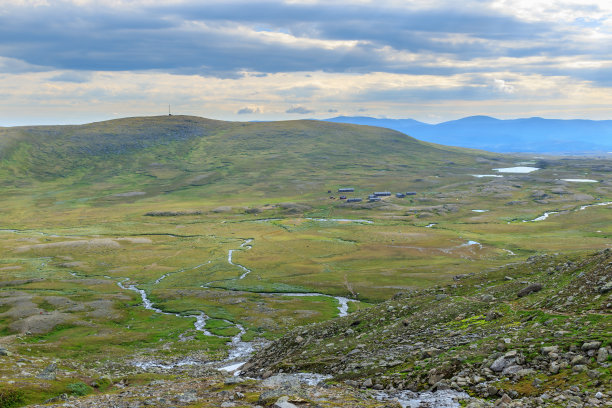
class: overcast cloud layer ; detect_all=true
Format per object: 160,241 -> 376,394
1,0 -> 611,125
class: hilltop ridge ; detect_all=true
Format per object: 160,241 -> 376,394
0,115 -> 492,204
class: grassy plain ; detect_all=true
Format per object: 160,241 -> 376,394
0,116 -> 610,405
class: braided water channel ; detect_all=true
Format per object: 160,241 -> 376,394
115,236 -> 357,373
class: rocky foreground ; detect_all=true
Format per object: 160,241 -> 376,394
2,250 -> 611,407
244,249 -> 612,407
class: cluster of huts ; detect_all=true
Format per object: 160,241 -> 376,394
332,188 -> 416,203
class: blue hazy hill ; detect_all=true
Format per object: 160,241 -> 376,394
325,116 -> 612,153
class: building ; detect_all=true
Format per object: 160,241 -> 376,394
346,198 -> 363,203
338,188 -> 355,193
369,197 -> 381,202
405,192 -> 417,195
373,192 -> 391,196
396,193 -> 405,198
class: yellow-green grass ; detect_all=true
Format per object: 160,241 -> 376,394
0,116 -> 611,392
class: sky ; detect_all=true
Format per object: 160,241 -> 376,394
1,0 -> 612,126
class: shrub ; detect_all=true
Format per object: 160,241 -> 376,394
66,382 -> 92,396
0,388 -> 24,408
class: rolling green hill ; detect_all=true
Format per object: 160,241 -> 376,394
0,115 -> 489,199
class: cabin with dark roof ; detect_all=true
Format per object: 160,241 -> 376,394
405,192 -> 417,195
373,192 -> 391,197
369,197 -> 381,202
396,193 -> 405,198
338,188 -> 355,193
346,198 -> 363,203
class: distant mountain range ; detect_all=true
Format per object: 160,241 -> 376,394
324,116 -> 612,154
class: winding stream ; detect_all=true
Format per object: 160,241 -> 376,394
275,292 -> 356,317
154,261 -> 210,284
228,239 -> 253,279
117,279 -> 212,335
210,239 -> 359,318
526,201 -> 612,222
305,218 -> 374,224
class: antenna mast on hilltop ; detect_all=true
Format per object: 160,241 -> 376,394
168,104 -> 172,116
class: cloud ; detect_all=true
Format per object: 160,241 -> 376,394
286,106 -> 313,114
48,71 -> 92,83
0,1 -> 611,124
0,0 -> 608,80
493,78 -> 516,94
237,106 -> 261,114
0,56 -> 48,73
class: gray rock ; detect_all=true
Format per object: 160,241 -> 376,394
259,374 -> 308,404
177,392 -> 199,403
501,365 -> 523,376
485,311 -> 503,321
490,355 -> 516,373
515,368 -> 535,378
224,377 -> 245,385
571,355 -> 588,366
517,283 -> 543,298
362,378 -> 373,388
599,281 -> 612,293
542,345 -> 559,355
0,348 -> 11,356
37,363 -> 57,380
582,341 -> 602,351
587,369 -> 601,379
549,362 -> 560,374
273,396 -> 298,408
597,347 -> 608,363
421,348 -> 441,358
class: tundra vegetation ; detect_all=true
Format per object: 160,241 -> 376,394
0,116 -> 609,406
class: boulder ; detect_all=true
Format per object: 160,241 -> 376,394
517,283 -> 543,298
571,355 -> 588,366
596,347 -> 609,363
549,362 -> 560,374
599,281 -> 612,293
274,396 -> 299,408
541,345 -> 559,355
37,362 -> 57,380
581,341 -> 602,351
490,355 -> 515,373
485,311 -> 503,321
501,365 -> 523,376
